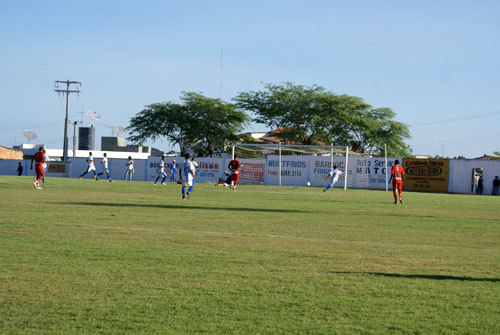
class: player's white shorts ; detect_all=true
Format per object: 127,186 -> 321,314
183,174 -> 193,187
329,176 -> 339,187
87,164 -> 96,173
157,169 -> 167,178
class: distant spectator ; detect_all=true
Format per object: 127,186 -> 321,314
477,175 -> 484,195
474,173 -> 481,193
16,162 -> 23,176
492,176 -> 500,196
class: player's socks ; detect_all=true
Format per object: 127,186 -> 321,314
324,185 -> 331,192
188,186 -> 193,193
399,198 -> 403,204
33,181 -> 37,189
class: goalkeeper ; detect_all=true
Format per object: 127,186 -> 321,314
323,165 -> 344,192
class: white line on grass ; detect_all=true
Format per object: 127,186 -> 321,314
172,229 -> 498,252
81,225 -> 497,252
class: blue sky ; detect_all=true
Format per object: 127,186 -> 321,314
1,0 -> 499,157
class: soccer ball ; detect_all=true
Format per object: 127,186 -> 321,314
306,182 -> 311,186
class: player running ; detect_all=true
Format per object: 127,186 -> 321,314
228,154 -> 243,190
79,152 -> 98,180
154,156 -> 168,185
97,153 -> 112,182
30,147 -> 45,189
323,165 -> 344,192
179,153 -> 195,200
389,159 -> 404,204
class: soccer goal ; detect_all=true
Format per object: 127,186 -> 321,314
231,143 -> 356,189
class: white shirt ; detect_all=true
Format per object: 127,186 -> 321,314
182,160 -> 195,178
43,155 -> 49,169
101,157 -> 109,169
191,160 -> 198,176
329,168 -> 344,181
159,160 -> 166,172
127,159 -> 134,170
88,156 -> 95,167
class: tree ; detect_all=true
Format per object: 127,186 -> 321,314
234,82 -> 411,156
127,92 -> 250,156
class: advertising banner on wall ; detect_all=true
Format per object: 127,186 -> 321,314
240,159 -> 265,185
265,155 -> 309,186
310,156 -> 400,189
402,158 -> 450,193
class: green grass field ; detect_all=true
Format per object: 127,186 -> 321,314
1,175 -> 499,334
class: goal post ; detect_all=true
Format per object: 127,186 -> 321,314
231,143 -> 353,189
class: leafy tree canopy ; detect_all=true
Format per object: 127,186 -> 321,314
234,82 -> 411,156
127,92 -> 250,156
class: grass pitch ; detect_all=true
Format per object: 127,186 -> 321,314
0,175 -> 499,334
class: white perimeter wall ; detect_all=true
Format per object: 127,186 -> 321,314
2,157 -> 500,194
450,159 -> 500,195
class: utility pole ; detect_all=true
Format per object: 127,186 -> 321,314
55,80 -> 81,162
439,138 -> 447,157
71,120 -> 82,158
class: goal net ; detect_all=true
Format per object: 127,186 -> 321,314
231,143 -> 375,189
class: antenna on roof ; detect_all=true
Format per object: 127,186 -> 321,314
86,110 -> 101,126
23,130 -> 38,144
111,125 -> 126,136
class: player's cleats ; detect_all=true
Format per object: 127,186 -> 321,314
33,181 -> 37,189
93,175 -> 97,180
154,183 -> 157,186
394,201 -> 397,204
79,176 -> 82,179
108,179 -> 112,182
182,195 -> 186,200
186,193 -> 190,199
161,183 -> 166,185
399,198 -> 403,204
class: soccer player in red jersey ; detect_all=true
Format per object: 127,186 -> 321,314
228,154 -> 243,190
30,147 -> 45,189
389,159 -> 404,204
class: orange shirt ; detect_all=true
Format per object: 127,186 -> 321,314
33,151 -> 45,166
391,165 -> 404,181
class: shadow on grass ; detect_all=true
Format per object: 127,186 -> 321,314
54,201 -> 309,213
329,271 -> 500,283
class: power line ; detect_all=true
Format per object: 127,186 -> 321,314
408,111 -> 500,127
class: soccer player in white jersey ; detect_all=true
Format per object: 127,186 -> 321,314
179,153 -> 195,200
79,152 -> 98,180
323,165 -> 344,192
154,156 -> 168,185
41,149 -> 49,185
97,153 -> 112,182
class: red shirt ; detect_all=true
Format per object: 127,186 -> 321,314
391,164 -> 404,181
33,151 -> 45,166
228,159 -> 241,173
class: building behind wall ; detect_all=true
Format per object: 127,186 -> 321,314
0,146 -> 23,159
101,136 -> 125,151
78,126 -> 95,150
